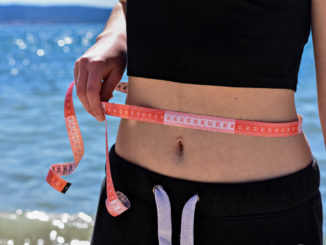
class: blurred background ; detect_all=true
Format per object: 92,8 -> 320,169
0,0 -> 325,244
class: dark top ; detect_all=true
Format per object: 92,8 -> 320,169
125,0 -> 311,92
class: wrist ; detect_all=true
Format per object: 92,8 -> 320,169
95,31 -> 127,55
96,30 -> 126,43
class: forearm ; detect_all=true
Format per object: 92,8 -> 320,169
312,0 -> 326,148
96,0 -> 126,42
313,22 -> 326,141
315,58 -> 326,147
317,87 -> 326,145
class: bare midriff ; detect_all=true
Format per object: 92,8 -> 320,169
114,76 -> 313,183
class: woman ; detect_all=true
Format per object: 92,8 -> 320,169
74,0 -> 324,244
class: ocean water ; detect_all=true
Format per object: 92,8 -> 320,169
0,23 -> 325,244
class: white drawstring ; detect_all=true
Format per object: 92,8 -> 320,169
153,185 -> 199,245
153,185 -> 172,245
180,194 -> 199,245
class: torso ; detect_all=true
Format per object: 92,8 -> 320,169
115,76 -> 313,183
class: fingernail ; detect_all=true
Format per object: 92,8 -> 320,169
97,116 -> 105,122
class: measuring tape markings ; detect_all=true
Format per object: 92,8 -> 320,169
46,80 -> 303,216
46,82 -> 84,194
103,103 -> 302,137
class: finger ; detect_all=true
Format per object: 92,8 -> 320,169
74,60 -> 79,85
86,70 -> 105,121
100,70 -> 122,102
76,65 -> 93,117
115,82 -> 128,94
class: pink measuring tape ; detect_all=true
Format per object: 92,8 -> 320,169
46,80 -> 303,216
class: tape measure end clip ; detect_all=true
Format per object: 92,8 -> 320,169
61,182 -> 71,194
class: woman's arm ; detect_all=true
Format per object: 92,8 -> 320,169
96,0 -> 126,42
74,0 -> 127,121
311,0 -> 326,148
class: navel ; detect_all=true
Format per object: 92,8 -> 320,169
175,136 -> 184,154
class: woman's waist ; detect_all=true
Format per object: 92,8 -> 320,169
116,76 -> 312,182
115,117 -> 313,183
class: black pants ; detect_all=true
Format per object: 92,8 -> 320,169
91,143 -> 323,245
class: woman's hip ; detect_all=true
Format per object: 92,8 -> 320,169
91,143 -> 323,245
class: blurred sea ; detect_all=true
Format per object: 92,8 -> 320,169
0,23 -> 325,244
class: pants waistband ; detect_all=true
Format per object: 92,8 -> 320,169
108,143 -> 320,217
